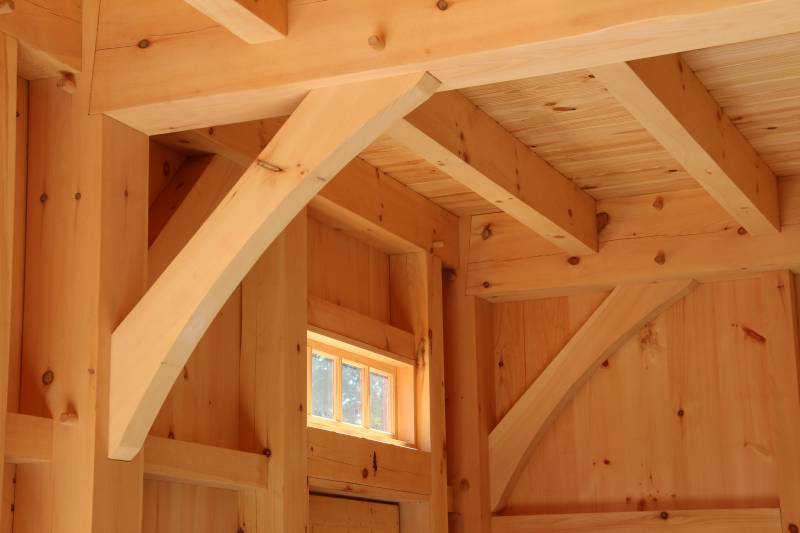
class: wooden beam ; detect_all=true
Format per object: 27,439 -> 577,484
0,34 -> 16,492
92,0 -> 800,134
389,91 -> 597,255
492,508 -> 782,533
308,295 -> 416,366
307,426 -> 432,500
763,271 -> 800,532
108,72 -> 439,461
442,217 -> 493,533
467,181 -> 800,300
143,436 -> 267,491
593,54 -> 779,235
184,0 -> 286,43
5,413 -> 52,464
488,279 -> 696,511
240,213 -> 308,532
2,0 -> 81,79
156,124 -> 460,267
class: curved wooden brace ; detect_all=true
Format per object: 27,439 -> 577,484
488,278 -> 697,512
108,71 -> 440,460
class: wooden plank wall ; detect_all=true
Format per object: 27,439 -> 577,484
488,277 -> 781,515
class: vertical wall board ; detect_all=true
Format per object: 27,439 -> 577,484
1,75 -> 26,533
492,278 -> 777,514
308,214 -> 390,323
310,495 -> 399,532
142,479 -> 239,533
15,79 -> 147,532
240,212 -> 309,532
443,218 -> 492,533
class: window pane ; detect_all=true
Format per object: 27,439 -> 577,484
370,371 -> 390,433
310,354 -> 334,419
341,363 -> 363,425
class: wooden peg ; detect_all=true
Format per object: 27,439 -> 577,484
368,34 -> 385,51
56,72 -> 77,94
0,0 -> 15,14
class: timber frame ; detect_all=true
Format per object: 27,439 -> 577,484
2,1 -> 800,532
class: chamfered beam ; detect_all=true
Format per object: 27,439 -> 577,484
183,0 -> 286,44
92,0 -> 800,134
467,180 -> 800,300
488,279 -> 696,512
492,508 -> 782,533
762,271 -> 800,531
593,54 -> 780,235
389,91 -> 597,255
109,71 -> 439,460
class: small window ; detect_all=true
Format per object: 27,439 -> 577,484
307,339 -> 401,443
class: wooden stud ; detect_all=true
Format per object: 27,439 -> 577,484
389,91 -> 598,255
488,279 -> 696,511
183,0 -> 287,43
593,54 -> 780,235
762,271 -> 800,531
108,72 -> 439,461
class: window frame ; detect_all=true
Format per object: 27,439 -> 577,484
307,339 -> 401,444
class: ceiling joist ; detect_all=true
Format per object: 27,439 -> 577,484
183,0 -> 287,44
108,72 -> 440,461
593,54 -> 781,235
389,91 -> 598,256
488,279 -> 697,512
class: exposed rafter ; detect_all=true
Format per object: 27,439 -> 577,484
593,54 -> 780,235
108,72 -> 440,461
91,0 -> 800,133
184,0 -> 287,43
488,279 -> 696,511
389,91 -> 598,256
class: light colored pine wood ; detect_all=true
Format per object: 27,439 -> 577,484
4,413 -> 52,464
492,508 -> 782,532
593,54 -> 780,235
467,178 -> 800,300
92,0 -> 800,133
308,295 -> 416,366
762,271 -> 800,531
239,213 -> 308,532
148,140 -> 187,209
442,217 -> 493,533
143,436 -> 267,491
0,34 -> 16,499
489,280 -> 696,512
184,0 -> 286,44
389,91 -> 598,255
109,72 -> 439,460
309,495 -> 399,533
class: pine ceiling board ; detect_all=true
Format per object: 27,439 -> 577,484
361,135 -> 500,215
684,33 -> 800,181
460,70 -> 695,199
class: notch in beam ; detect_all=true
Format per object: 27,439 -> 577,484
593,54 -> 780,235
184,0 -> 287,43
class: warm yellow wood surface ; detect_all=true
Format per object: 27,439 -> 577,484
183,0 -> 286,43
493,508 -> 782,532
4,413 -> 51,464
490,278 -> 779,514
309,495 -> 399,533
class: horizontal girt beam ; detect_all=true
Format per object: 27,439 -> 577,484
592,54 -> 780,235
488,280 -> 696,511
92,0 -> 800,134
108,72 -> 439,460
467,181 -> 800,300
389,91 -> 597,256
183,0 -> 287,43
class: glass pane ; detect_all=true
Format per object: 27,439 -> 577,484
370,371 -> 390,433
341,363 -> 363,425
310,354 -> 334,419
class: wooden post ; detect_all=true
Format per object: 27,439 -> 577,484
240,211 -> 309,532
0,33 -> 17,517
442,218 -> 493,533
13,76 -> 148,532
390,252 -> 448,532
763,271 -> 800,532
